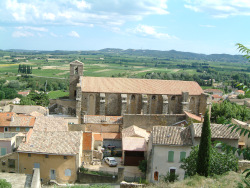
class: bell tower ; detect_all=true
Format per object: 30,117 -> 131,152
69,60 -> 83,99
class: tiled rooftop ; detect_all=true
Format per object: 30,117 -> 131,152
0,112 -> 35,127
184,111 -> 202,122
193,123 -> 239,139
84,115 -> 123,124
93,133 -> 103,141
122,125 -> 150,141
153,126 -> 193,146
33,116 -> 68,131
18,131 -> 82,155
122,137 -> 147,151
11,105 -> 47,115
81,77 -> 204,95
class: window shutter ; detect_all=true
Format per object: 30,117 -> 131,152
1,148 -> 6,156
180,151 -> 186,162
168,151 -> 174,162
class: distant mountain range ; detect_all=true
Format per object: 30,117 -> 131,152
1,48 -> 247,63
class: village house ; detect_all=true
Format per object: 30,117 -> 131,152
147,123 -> 239,183
17,130 -> 83,183
0,112 -> 35,133
122,125 -> 150,166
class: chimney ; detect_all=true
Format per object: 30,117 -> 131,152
11,116 -> 14,122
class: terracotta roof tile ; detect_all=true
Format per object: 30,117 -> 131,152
33,116 -> 68,131
11,105 -> 47,115
81,77 -> 204,95
9,115 -> 35,127
184,111 -> 202,122
0,112 -> 14,127
84,115 -> 123,124
193,123 -> 239,139
18,131 -> 82,155
122,125 -> 150,140
153,126 -> 193,146
122,137 -> 147,151
93,133 -> 103,141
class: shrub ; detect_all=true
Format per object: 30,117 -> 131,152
138,160 -> 147,173
162,172 -> 179,183
0,179 -> 11,188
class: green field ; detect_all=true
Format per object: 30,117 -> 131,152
48,90 -> 69,99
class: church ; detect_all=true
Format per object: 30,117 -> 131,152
67,60 -> 210,124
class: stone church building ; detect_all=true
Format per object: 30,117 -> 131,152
67,60 -> 209,124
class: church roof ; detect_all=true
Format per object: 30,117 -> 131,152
81,76 -> 204,95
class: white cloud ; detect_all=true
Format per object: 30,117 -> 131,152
128,24 -> 177,39
68,31 -> 80,38
43,13 -> 56,21
200,25 -> 216,28
184,0 -> 250,18
50,32 -> 58,37
12,31 -> 34,37
16,26 -> 48,32
0,0 -> 169,27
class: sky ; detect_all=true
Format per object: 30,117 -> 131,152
0,0 -> 250,54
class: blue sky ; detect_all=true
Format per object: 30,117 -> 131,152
0,0 -> 250,54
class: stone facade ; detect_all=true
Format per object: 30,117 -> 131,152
65,61 -> 209,124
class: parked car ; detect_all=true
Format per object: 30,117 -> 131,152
104,157 -> 118,167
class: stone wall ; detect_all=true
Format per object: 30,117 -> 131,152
77,172 -> 117,183
238,160 -> 250,173
123,114 -> 186,131
49,99 -> 76,115
31,168 -> 41,188
0,152 -> 18,173
85,124 -> 121,133
68,124 -> 85,131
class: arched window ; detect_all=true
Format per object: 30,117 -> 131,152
154,171 -> 159,181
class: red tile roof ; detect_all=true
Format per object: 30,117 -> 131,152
93,133 -> 103,141
212,94 -> 222,98
0,112 -> 13,127
184,111 -> 202,122
0,112 -> 35,127
81,77 -> 204,95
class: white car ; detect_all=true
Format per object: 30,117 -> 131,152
104,157 -> 118,167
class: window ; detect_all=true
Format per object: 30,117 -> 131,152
25,128 -> 30,132
34,163 -> 40,168
170,168 -> 176,177
171,96 -> 176,101
65,169 -> 71,177
45,155 -> 49,158
28,153 -> 31,157
16,127 -> 20,132
180,151 -> 186,162
4,127 -> 9,132
152,95 -> 156,100
64,156 -> 67,159
0,148 -> 7,156
1,161 -> 6,166
8,159 -> 15,168
168,151 -> 174,162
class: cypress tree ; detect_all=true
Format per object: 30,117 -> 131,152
196,110 -> 212,177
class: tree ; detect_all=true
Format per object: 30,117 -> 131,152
138,160 -> 147,173
0,91 -> 5,100
196,110 -> 211,177
180,145 -> 238,177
